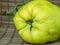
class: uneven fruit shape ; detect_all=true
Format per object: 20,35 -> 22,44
13,0 -> 60,44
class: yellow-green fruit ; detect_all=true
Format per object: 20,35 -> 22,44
13,0 -> 60,44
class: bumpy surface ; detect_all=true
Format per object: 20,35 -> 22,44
13,0 -> 60,44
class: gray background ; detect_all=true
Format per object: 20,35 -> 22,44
0,0 -> 60,45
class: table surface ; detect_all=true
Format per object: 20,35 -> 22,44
0,0 -> 60,45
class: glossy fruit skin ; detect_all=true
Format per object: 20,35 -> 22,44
13,0 -> 60,44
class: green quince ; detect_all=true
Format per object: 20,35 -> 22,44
13,0 -> 60,44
